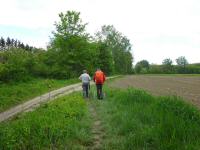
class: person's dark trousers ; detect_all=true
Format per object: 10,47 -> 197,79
96,84 -> 103,99
82,83 -> 89,98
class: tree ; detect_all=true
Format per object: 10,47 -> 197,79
25,44 -> 30,51
11,39 -> 15,48
162,58 -> 173,73
53,11 -> 88,38
135,63 -> 142,73
50,11 -> 91,78
176,56 -> 188,67
97,42 -> 114,75
95,25 -> 133,74
6,37 -> 11,49
176,56 -> 188,73
14,39 -> 18,48
135,60 -> 149,73
19,43 -> 25,49
0,37 -> 5,50
163,58 -> 173,66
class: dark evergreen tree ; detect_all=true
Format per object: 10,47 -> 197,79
25,44 -> 30,51
14,39 -> 18,48
6,37 -> 11,49
11,39 -> 15,48
0,37 -> 6,50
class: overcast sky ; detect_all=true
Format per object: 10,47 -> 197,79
0,0 -> 200,64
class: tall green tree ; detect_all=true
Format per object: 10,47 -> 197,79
97,42 -> 114,75
53,11 -> 88,37
176,56 -> 188,67
162,58 -> 173,73
96,25 -> 133,74
135,60 -> 149,73
50,11 -> 91,78
176,56 -> 188,73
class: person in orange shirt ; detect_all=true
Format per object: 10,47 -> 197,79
93,68 -> 106,99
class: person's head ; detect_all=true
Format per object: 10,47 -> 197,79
83,70 -> 87,73
96,68 -> 101,71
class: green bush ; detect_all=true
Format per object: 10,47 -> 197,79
0,49 -> 33,82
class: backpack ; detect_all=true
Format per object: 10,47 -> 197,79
95,71 -> 103,84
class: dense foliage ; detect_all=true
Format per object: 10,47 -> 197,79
0,11 -> 133,83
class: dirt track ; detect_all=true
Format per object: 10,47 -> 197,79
0,76 -> 117,123
109,75 -> 200,107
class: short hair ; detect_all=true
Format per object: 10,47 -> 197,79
83,70 -> 87,73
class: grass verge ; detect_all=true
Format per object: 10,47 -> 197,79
92,86 -> 200,150
0,78 -> 79,112
0,93 -> 92,149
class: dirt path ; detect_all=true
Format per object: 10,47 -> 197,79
88,101 -> 105,150
0,76 -> 117,123
0,83 -> 83,122
109,75 -> 200,107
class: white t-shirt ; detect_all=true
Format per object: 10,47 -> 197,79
79,73 -> 91,84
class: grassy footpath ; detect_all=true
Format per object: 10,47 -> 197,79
0,93 -> 92,149
91,86 -> 200,150
0,78 -> 78,112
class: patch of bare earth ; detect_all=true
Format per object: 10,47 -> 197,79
109,75 -> 200,107
88,102 -> 105,150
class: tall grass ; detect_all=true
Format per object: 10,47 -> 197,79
0,78 -> 79,112
0,93 -> 92,149
95,87 -> 200,150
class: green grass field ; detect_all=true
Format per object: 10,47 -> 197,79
1,84 -> 200,149
0,78 -> 79,112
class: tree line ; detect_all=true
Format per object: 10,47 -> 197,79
0,37 -> 37,51
0,11 -> 133,83
135,56 -> 200,74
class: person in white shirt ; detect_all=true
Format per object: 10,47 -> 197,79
79,70 -> 91,98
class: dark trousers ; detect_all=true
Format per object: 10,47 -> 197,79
96,84 -> 103,99
82,83 -> 89,98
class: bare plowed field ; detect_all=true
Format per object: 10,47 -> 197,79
109,75 -> 200,107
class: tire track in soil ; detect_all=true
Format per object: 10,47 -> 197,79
88,101 -> 105,150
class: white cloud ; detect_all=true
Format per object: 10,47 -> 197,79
0,0 -> 200,63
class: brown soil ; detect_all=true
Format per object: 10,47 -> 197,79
109,75 -> 200,107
